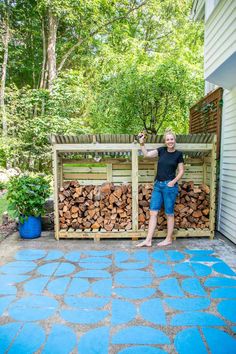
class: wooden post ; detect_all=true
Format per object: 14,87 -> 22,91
203,157 -> 207,184
59,157 -> 63,188
209,135 -> 217,239
107,163 -> 113,182
132,148 -> 139,234
53,146 -> 59,240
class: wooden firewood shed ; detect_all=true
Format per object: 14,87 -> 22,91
50,133 -> 217,241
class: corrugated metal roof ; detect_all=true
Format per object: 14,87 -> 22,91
50,133 -> 215,158
50,133 -> 215,144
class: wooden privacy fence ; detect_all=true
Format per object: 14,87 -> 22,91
189,87 -> 223,159
51,133 -> 217,241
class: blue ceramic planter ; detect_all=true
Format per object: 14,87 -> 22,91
19,216 -> 42,239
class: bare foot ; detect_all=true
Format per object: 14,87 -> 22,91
136,240 -> 152,248
157,239 -> 172,247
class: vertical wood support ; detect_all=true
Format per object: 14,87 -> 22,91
132,148 -> 139,232
209,135 -> 217,239
203,158 -> 207,184
59,157 -> 63,188
53,147 -> 59,240
107,163 -> 113,182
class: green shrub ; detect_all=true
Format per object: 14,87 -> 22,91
7,174 -> 51,223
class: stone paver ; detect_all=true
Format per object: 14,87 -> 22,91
0,232 -> 236,353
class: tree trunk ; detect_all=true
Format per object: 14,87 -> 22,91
39,17 -> 47,89
0,14 -> 10,138
47,9 -> 57,93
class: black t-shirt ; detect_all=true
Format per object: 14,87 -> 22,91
155,147 -> 184,181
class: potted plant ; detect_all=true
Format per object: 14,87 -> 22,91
7,174 -> 51,239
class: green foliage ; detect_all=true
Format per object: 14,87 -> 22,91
0,181 -> 6,190
0,0 -> 204,171
7,174 -> 51,222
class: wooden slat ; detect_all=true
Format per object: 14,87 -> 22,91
63,167 -> 107,172
63,173 -> 107,180
58,229 -> 212,239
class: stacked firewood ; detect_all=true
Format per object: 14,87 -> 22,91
138,181 -> 210,230
58,181 -> 132,231
58,181 -> 210,231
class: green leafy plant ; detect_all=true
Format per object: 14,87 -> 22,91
7,174 -> 51,223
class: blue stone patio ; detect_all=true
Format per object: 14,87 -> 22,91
0,234 -> 236,353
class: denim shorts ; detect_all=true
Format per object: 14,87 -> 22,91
150,180 -> 179,215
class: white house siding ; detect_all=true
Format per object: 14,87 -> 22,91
204,0 -> 236,81
217,88 -> 236,243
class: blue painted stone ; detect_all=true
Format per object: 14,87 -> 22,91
15,249 -> 46,261
140,299 -> 166,325
115,251 -> 129,263
24,277 -> 50,294
203,327 -> 236,354
85,251 -> 112,257
133,250 -> 149,261
0,296 -> 15,316
212,262 -> 236,276
64,296 -> 109,309
115,270 -> 152,287
78,326 -> 109,354
37,262 -> 59,275
0,261 -> 36,274
79,257 -> 112,269
75,270 -> 111,278
191,263 -> 212,277
165,298 -> 210,311
61,309 -> 108,324
171,312 -> 225,326
116,261 -> 148,269
151,250 -> 167,262
211,287 -> 236,299
217,300 -> 236,322
167,250 -> 185,262
174,263 -> 194,276
0,274 -> 29,284
92,279 -> 112,296
112,299 -> 136,325
0,283 -> 16,295
47,277 -> 70,295
159,278 -> 184,297
185,250 -> 214,255
37,262 -> 74,276
174,328 -> 207,354
42,324 -> 77,354
54,262 -> 75,276
114,287 -> 156,300
118,346 -> 167,354
8,323 -> 45,354
190,255 -> 223,262
204,277 -> 236,287
112,326 -> 170,344
182,278 -> 206,296
153,263 -> 172,277
0,322 -> 21,353
9,295 -> 58,321
66,278 -> 90,295
64,251 -> 81,262
45,250 -> 64,260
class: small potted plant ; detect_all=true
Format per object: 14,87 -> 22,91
7,174 -> 51,239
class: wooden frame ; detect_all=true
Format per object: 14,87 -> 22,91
52,139 -> 217,240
